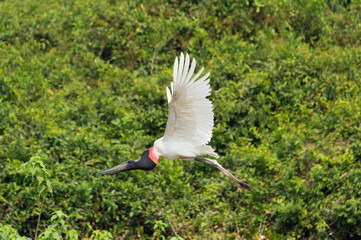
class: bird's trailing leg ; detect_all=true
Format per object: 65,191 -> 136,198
194,156 -> 253,191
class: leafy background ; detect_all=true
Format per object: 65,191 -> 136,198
1,0 -> 361,239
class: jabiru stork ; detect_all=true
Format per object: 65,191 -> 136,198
97,53 -> 252,191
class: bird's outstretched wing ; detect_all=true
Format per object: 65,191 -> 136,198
163,53 -> 213,146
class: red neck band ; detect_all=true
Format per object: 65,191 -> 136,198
148,146 -> 158,164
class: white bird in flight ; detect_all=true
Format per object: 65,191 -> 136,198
97,53 -> 252,191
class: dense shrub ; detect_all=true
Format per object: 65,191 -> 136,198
1,0 -> 361,239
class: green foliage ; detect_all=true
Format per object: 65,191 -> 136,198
0,224 -> 30,240
153,220 -> 168,240
1,0 -> 361,239
0,211 -> 113,240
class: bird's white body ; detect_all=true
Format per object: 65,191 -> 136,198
153,137 -> 217,160
152,53 -> 219,160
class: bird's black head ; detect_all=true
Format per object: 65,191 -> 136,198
97,146 -> 158,175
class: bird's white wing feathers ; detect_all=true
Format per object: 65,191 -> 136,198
163,53 -> 214,146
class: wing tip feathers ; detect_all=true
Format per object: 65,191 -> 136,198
166,87 -> 172,104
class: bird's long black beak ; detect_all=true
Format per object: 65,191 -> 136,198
97,149 -> 158,175
96,161 -> 133,175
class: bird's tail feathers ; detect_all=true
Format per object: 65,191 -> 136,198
197,145 -> 219,158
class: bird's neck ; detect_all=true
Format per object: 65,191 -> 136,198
148,146 -> 158,164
